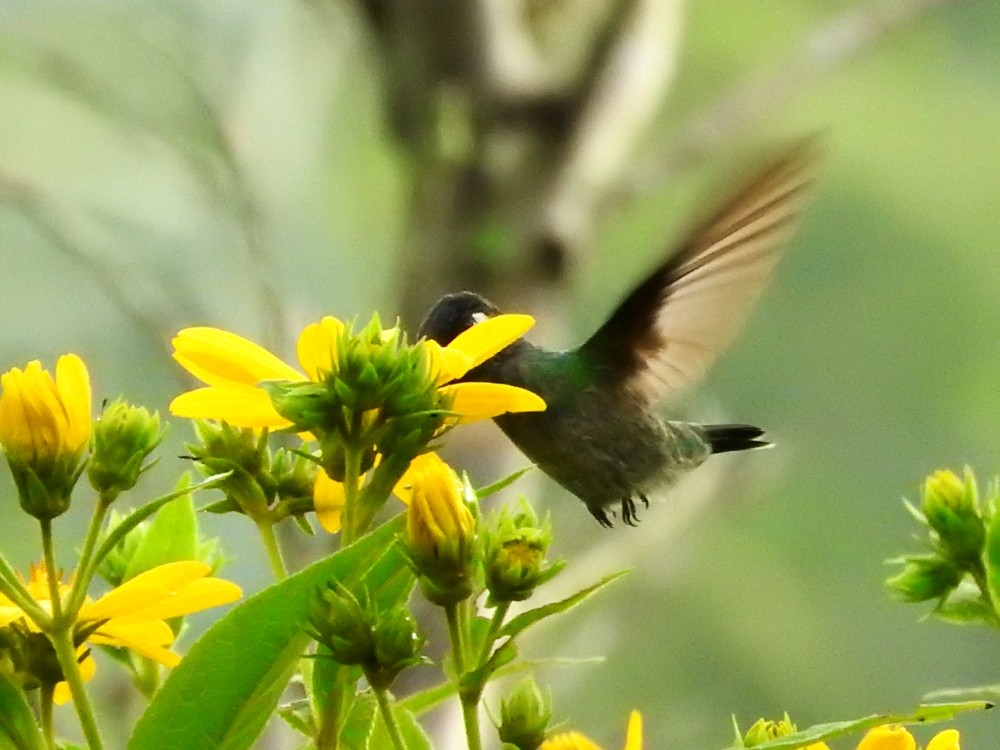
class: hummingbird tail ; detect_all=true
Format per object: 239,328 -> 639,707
704,424 -> 770,454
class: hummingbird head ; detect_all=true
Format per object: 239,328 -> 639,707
418,292 -> 500,345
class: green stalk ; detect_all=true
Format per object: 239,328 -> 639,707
49,628 -> 104,749
40,684 -> 56,750
316,668 -> 351,750
373,686 -> 407,750
445,602 -> 482,750
475,602 -> 510,666
39,519 -> 63,621
341,448 -> 363,547
65,497 -> 112,616
257,521 -> 288,581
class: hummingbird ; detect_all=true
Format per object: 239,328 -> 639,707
418,142 -> 818,527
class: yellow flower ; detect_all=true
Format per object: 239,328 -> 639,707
313,470 -> 346,533
540,710 -> 642,750
0,354 -> 92,518
169,314 -> 544,428
0,561 -> 241,703
857,726 -> 960,750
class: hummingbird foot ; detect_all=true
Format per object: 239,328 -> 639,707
620,493 -> 650,527
589,506 -> 614,528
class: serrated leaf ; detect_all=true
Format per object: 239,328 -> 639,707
276,700 -> 314,736
128,517 -> 405,750
721,702 -> 991,750
498,570 -> 628,641
0,671 -> 43,750
124,479 -> 198,580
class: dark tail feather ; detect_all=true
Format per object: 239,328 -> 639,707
704,424 -> 770,454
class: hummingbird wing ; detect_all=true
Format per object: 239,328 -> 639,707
578,140 -> 819,403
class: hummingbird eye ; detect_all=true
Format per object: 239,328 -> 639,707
471,311 -> 490,325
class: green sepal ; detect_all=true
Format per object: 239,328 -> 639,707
0,671 -> 43,750
722,702 -> 991,750
475,466 -> 534,500
933,582 -> 1000,627
128,516 -> 407,750
199,497 -> 241,514
498,570 -> 628,640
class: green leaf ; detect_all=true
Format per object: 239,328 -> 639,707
498,570 -> 628,640
123,477 -> 198,580
341,692 -> 377,750
128,516 -> 406,750
276,700 -> 314,736
0,672 -> 43,750
984,503 -> 1000,618
474,466 -> 533,499
933,582 -> 998,626
722,702 -> 992,750
371,700 -> 432,750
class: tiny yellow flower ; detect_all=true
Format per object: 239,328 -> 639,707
0,561 -> 241,703
169,314 -> 544,428
856,725 -> 959,750
926,729 -> 960,750
540,710 -> 642,750
0,354 -> 92,518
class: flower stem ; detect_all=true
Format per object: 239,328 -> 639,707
40,684 -> 56,750
476,602 -> 510,666
39,519 -> 63,620
373,686 -> 407,750
50,627 -> 104,750
257,521 -> 288,581
341,449 -> 363,547
65,498 -> 111,616
445,602 -> 482,750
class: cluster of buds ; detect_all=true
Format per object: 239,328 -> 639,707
306,581 -> 426,691
185,422 -> 317,525
740,714 -> 798,746
262,316 -> 445,481
481,498 -> 564,605
887,468 -> 999,616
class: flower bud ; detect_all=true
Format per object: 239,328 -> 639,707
922,469 -> 985,565
885,554 -> 963,602
306,582 -> 425,690
402,454 -> 477,606
483,498 -> 563,605
498,676 -> 552,750
0,355 -> 91,519
87,400 -> 163,501
742,714 -> 797,746
186,422 -> 274,520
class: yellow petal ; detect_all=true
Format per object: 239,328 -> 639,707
422,340 -> 474,384
624,711 -> 642,750
169,385 -> 292,428
90,623 -> 181,668
926,729 -> 960,750
539,731 -> 602,750
445,314 -> 535,372
55,354 -> 91,451
439,382 -> 546,423
297,317 -> 344,381
82,562 -> 212,620
856,726 -> 916,750
313,472 -> 345,534
172,327 -> 304,387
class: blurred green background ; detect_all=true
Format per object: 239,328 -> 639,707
2,1 -> 999,748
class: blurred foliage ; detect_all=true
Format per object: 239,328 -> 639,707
1,0 -> 999,748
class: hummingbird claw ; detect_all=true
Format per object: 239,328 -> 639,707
621,496 -> 640,526
589,506 -> 614,527
638,493 -> 650,508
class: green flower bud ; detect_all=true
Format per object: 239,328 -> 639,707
498,677 -> 552,750
0,355 -> 91,519
741,714 -> 796,747
886,554 -> 963,602
306,582 -> 425,690
483,498 -> 563,605
186,422 -> 275,520
87,400 -> 164,501
922,468 -> 986,565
